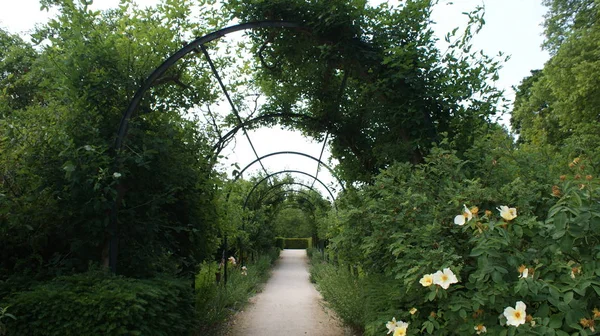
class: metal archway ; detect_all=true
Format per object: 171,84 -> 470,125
114,21 -> 305,152
109,21 -> 309,273
243,181 -> 322,210
243,170 -> 337,211
249,190 -> 318,221
251,188 -> 319,211
234,151 -> 345,192
211,112 -> 327,157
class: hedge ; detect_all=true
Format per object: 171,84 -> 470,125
0,271 -> 196,336
275,237 -> 312,249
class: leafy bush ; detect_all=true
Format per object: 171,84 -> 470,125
0,271 -> 196,336
314,147 -> 600,335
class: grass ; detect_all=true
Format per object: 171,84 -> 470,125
194,248 -> 279,335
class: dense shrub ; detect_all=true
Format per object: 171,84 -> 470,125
0,271 -> 195,336
314,145 -> 600,335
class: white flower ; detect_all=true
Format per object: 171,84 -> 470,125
386,317 -> 398,334
409,307 -> 417,315
454,204 -> 473,225
433,268 -> 458,289
393,321 -> 408,336
419,274 -> 434,287
474,324 -> 487,334
503,301 -> 526,327
228,256 -> 236,265
83,145 -> 93,151
113,172 -> 122,178
241,266 -> 248,276
518,265 -> 528,279
497,205 -> 517,221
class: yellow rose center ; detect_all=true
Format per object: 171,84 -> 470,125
441,274 -> 448,282
514,312 -> 521,319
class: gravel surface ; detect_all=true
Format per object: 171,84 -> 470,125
226,249 -> 352,336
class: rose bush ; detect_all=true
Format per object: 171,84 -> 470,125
314,138 -> 600,335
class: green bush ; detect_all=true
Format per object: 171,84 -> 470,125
314,147 -> 600,335
0,271 -> 195,336
275,237 -> 285,249
281,238 -> 312,249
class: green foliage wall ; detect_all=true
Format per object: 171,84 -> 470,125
277,237 -> 312,249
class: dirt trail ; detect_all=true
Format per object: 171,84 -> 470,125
227,249 -> 350,336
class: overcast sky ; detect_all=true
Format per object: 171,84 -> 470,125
0,0 -> 550,199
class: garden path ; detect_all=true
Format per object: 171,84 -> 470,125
226,249 -> 350,336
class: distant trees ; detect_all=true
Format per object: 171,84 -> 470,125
512,0 -> 600,160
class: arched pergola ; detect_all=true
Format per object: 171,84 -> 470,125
111,21 -> 347,276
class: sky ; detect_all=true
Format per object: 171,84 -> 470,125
0,0 -> 550,200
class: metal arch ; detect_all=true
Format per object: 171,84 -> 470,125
235,151 -> 345,191
243,170 -> 337,210
251,185 -> 319,210
248,193 -> 318,227
110,21 -> 307,274
210,112 -> 327,156
247,181 -> 320,208
114,21 -> 304,152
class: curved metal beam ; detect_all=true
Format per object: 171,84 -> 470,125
110,21 -> 307,274
234,151 -> 345,191
248,192 -> 317,225
211,112 -> 327,156
243,170 -> 336,211
114,21 -> 304,152
254,187 -> 319,210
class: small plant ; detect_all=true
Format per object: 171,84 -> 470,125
0,306 -> 16,336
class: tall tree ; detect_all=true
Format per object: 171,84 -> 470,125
512,0 -> 600,154
542,0 -> 599,53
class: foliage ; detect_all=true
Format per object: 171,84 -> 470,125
0,0 -> 225,279
310,257 -> 366,329
275,237 -> 286,249
513,0 -> 600,166
194,250 -> 279,335
0,306 -> 16,336
273,208 -> 314,238
541,0 -> 599,53
0,271 -> 196,336
312,133 -> 600,334
277,237 -> 312,249
224,0 -> 506,182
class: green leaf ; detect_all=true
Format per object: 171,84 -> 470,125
563,291 -> 574,304
549,313 -> 564,328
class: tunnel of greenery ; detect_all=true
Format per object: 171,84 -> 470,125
1,0 -> 600,335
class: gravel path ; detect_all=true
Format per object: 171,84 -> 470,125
227,249 -> 350,336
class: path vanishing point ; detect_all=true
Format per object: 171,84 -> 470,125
227,249 -> 349,336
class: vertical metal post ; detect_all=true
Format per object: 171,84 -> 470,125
223,236 -> 228,285
108,202 -> 118,273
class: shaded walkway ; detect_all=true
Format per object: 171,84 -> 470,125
227,249 -> 348,336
